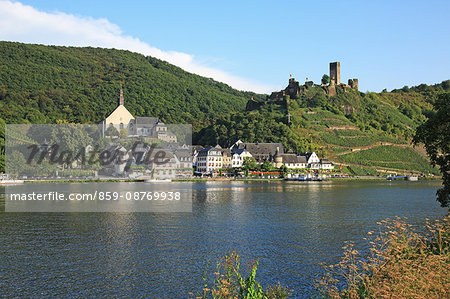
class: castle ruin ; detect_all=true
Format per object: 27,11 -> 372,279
330,62 -> 340,85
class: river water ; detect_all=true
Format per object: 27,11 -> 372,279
0,180 -> 446,298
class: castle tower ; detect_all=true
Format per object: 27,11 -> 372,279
330,62 -> 340,85
118,86 -> 124,106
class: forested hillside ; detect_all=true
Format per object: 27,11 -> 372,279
0,41 -> 448,174
0,41 -> 260,126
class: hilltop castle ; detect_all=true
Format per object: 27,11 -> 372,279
266,61 -> 358,101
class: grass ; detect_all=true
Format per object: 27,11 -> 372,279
194,216 -> 449,298
192,251 -> 291,299
317,216 -> 450,298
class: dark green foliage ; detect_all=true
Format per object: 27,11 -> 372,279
321,74 -> 330,85
414,93 -> 450,207
105,125 -> 119,137
0,41 -> 256,127
194,111 -> 317,153
0,41 -> 448,176
0,118 -> 4,172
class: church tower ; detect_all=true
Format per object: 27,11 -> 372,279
118,86 -> 124,106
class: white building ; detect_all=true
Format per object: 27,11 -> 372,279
196,146 -> 223,173
320,159 -> 334,170
231,149 -> 253,168
299,152 -> 321,169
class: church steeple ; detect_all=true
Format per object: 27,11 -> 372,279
118,86 -> 124,106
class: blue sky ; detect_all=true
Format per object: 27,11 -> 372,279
0,0 -> 449,93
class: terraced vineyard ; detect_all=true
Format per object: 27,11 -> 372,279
321,130 -> 405,147
339,146 -> 438,174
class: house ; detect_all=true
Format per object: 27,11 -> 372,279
144,149 -> 179,179
299,152 -> 321,169
273,151 -> 333,169
174,149 -> 193,169
196,146 -> 223,173
98,143 -> 129,176
220,148 -> 232,169
230,140 -> 283,163
231,149 -> 253,168
320,158 -> 334,170
275,153 -> 307,169
192,145 -> 204,170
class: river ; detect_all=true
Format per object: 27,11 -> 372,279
0,180 -> 446,298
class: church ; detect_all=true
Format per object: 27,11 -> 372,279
99,88 -> 177,142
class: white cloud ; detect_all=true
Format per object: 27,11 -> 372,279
0,0 -> 274,93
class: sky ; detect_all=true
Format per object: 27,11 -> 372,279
0,0 -> 449,93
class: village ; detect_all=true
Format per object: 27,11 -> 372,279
97,86 -> 337,179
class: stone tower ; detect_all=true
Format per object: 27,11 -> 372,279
348,79 -> 359,90
330,62 -> 340,85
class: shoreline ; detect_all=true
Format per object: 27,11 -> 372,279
4,176 -> 441,184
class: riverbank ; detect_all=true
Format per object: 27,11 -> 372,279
13,176 -> 441,183
196,216 -> 449,298
319,216 -> 450,298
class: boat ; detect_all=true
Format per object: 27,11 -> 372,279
285,174 -> 323,182
144,179 -> 172,183
386,175 -> 418,181
406,175 -> 419,181
0,174 -> 24,185
386,175 -> 406,181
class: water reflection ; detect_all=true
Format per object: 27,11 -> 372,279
0,181 -> 446,298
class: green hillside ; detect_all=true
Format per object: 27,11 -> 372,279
0,41 -> 260,127
200,81 -> 449,175
0,41 -> 448,174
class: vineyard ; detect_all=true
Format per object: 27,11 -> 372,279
321,130 -> 405,147
339,146 -> 438,174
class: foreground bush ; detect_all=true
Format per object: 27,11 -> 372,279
192,251 -> 291,299
318,216 -> 450,298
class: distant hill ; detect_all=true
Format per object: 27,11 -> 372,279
197,79 -> 449,175
0,41 -> 261,127
0,41 -> 448,174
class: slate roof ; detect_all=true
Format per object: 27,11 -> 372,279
135,117 -> 159,128
232,148 -> 249,155
192,145 -> 204,152
298,152 -> 312,159
320,158 -> 333,164
279,154 -> 298,164
174,149 -> 192,159
297,155 -> 307,163
236,143 -> 283,157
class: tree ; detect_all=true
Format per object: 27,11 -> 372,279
321,74 -> 330,85
279,165 -> 288,177
106,125 -> 119,137
242,157 -> 257,171
119,128 -> 129,137
261,161 -> 274,172
414,93 -> 450,207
